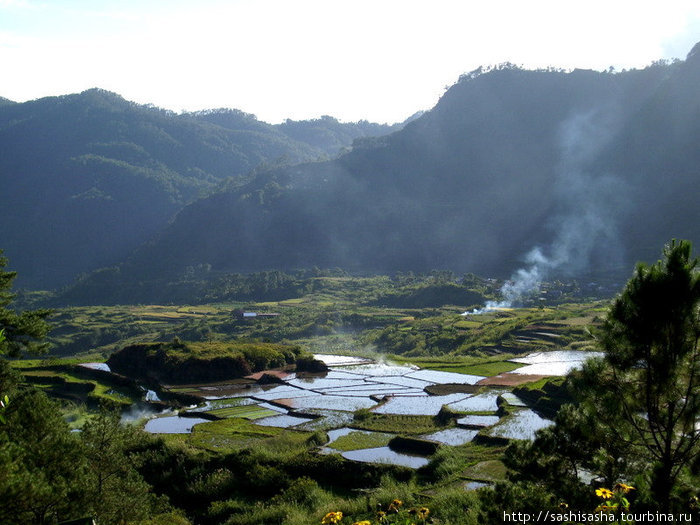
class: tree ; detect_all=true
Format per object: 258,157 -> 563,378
0,250 -> 52,357
81,407 -> 170,524
0,389 -> 90,524
504,240 -> 700,512
597,239 -> 700,510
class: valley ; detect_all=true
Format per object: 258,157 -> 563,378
8,274 -> 607,524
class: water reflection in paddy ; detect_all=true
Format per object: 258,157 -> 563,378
488,409 -> 554,440
421,428 -> 478,445
337,363 -> 419,376
80,362 -> 111,372
314,354 -> 372,366
373,393 -> 470,415
446,390 -> 505,412
326,427 -> 357,442
195,397 -> 257,412
319,385 -> 424,397
405,369 -> 484,384
295,410 -> 355,431
255,414 -> 312,428
283,395 -> 377,412
465,481 -> 490,490
288,377 -> 368,390
341,447 -> 430,469
457,415 -> 501,428
365,376 -> 434,389
499,393 -> 527,407
511,350 -> 603,364
251,385 -> 320,400
509,351 -> 603,376
144,416 -> 210,434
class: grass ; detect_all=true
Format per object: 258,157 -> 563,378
187,418 -> 313,454
425,442 -> 508,482
20,365 -> 139,407
351,413 -> 442,435
516,376 -> 565,391
205,404 -> 278,420
391,354 -> 522,377
327,430 -> 393,451
461,459 -> 508,482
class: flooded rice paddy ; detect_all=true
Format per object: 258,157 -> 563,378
487,409 -> 554,440
80,362 -> 112,372
341,447 -> 431,469
509,350 -> 603,375
144,416 -> 211,434
142,353 -> 567,467
421,428 -> 478,445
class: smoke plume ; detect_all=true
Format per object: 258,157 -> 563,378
464,108 -> 625,315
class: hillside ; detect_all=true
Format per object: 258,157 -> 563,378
110,45 -> 699,289
106,340 -> 305,383
0,91 -> 398,288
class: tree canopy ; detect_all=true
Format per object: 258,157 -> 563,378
0,250 -> 52,357
505,239 -> 700,512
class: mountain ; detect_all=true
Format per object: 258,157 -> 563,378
0,89 -> 399,287
105,48 -> 698,293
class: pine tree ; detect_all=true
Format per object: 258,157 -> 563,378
505,240 -> 700,512
597,239 -> 700,510
0,250 -> 52,357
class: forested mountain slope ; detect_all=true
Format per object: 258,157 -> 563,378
117,45 -> 700,286
0,89 -> 397,287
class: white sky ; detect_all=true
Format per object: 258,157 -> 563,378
1,0 -> 699,123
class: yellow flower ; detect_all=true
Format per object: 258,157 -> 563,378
388,499 -> 403,512
352,522 -> 371,525
596,488 -> 614,500
614,483 -> 635,494
417,507 -> 430,519
322,511 -> 343,524
376,510 -> 387,523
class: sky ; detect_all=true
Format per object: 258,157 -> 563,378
1,0 -> 700,124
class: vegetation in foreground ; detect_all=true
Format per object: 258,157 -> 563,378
1,240 -> 698,523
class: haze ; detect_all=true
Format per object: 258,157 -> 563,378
1,0 -> 700,123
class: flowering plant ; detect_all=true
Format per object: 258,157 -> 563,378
594,483 -> 635,524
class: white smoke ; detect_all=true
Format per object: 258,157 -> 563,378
463,107 -> 626,316
121,403 -> 170,425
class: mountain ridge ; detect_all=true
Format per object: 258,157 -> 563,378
0,89 -> 402,288
107,49 -> 699,294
